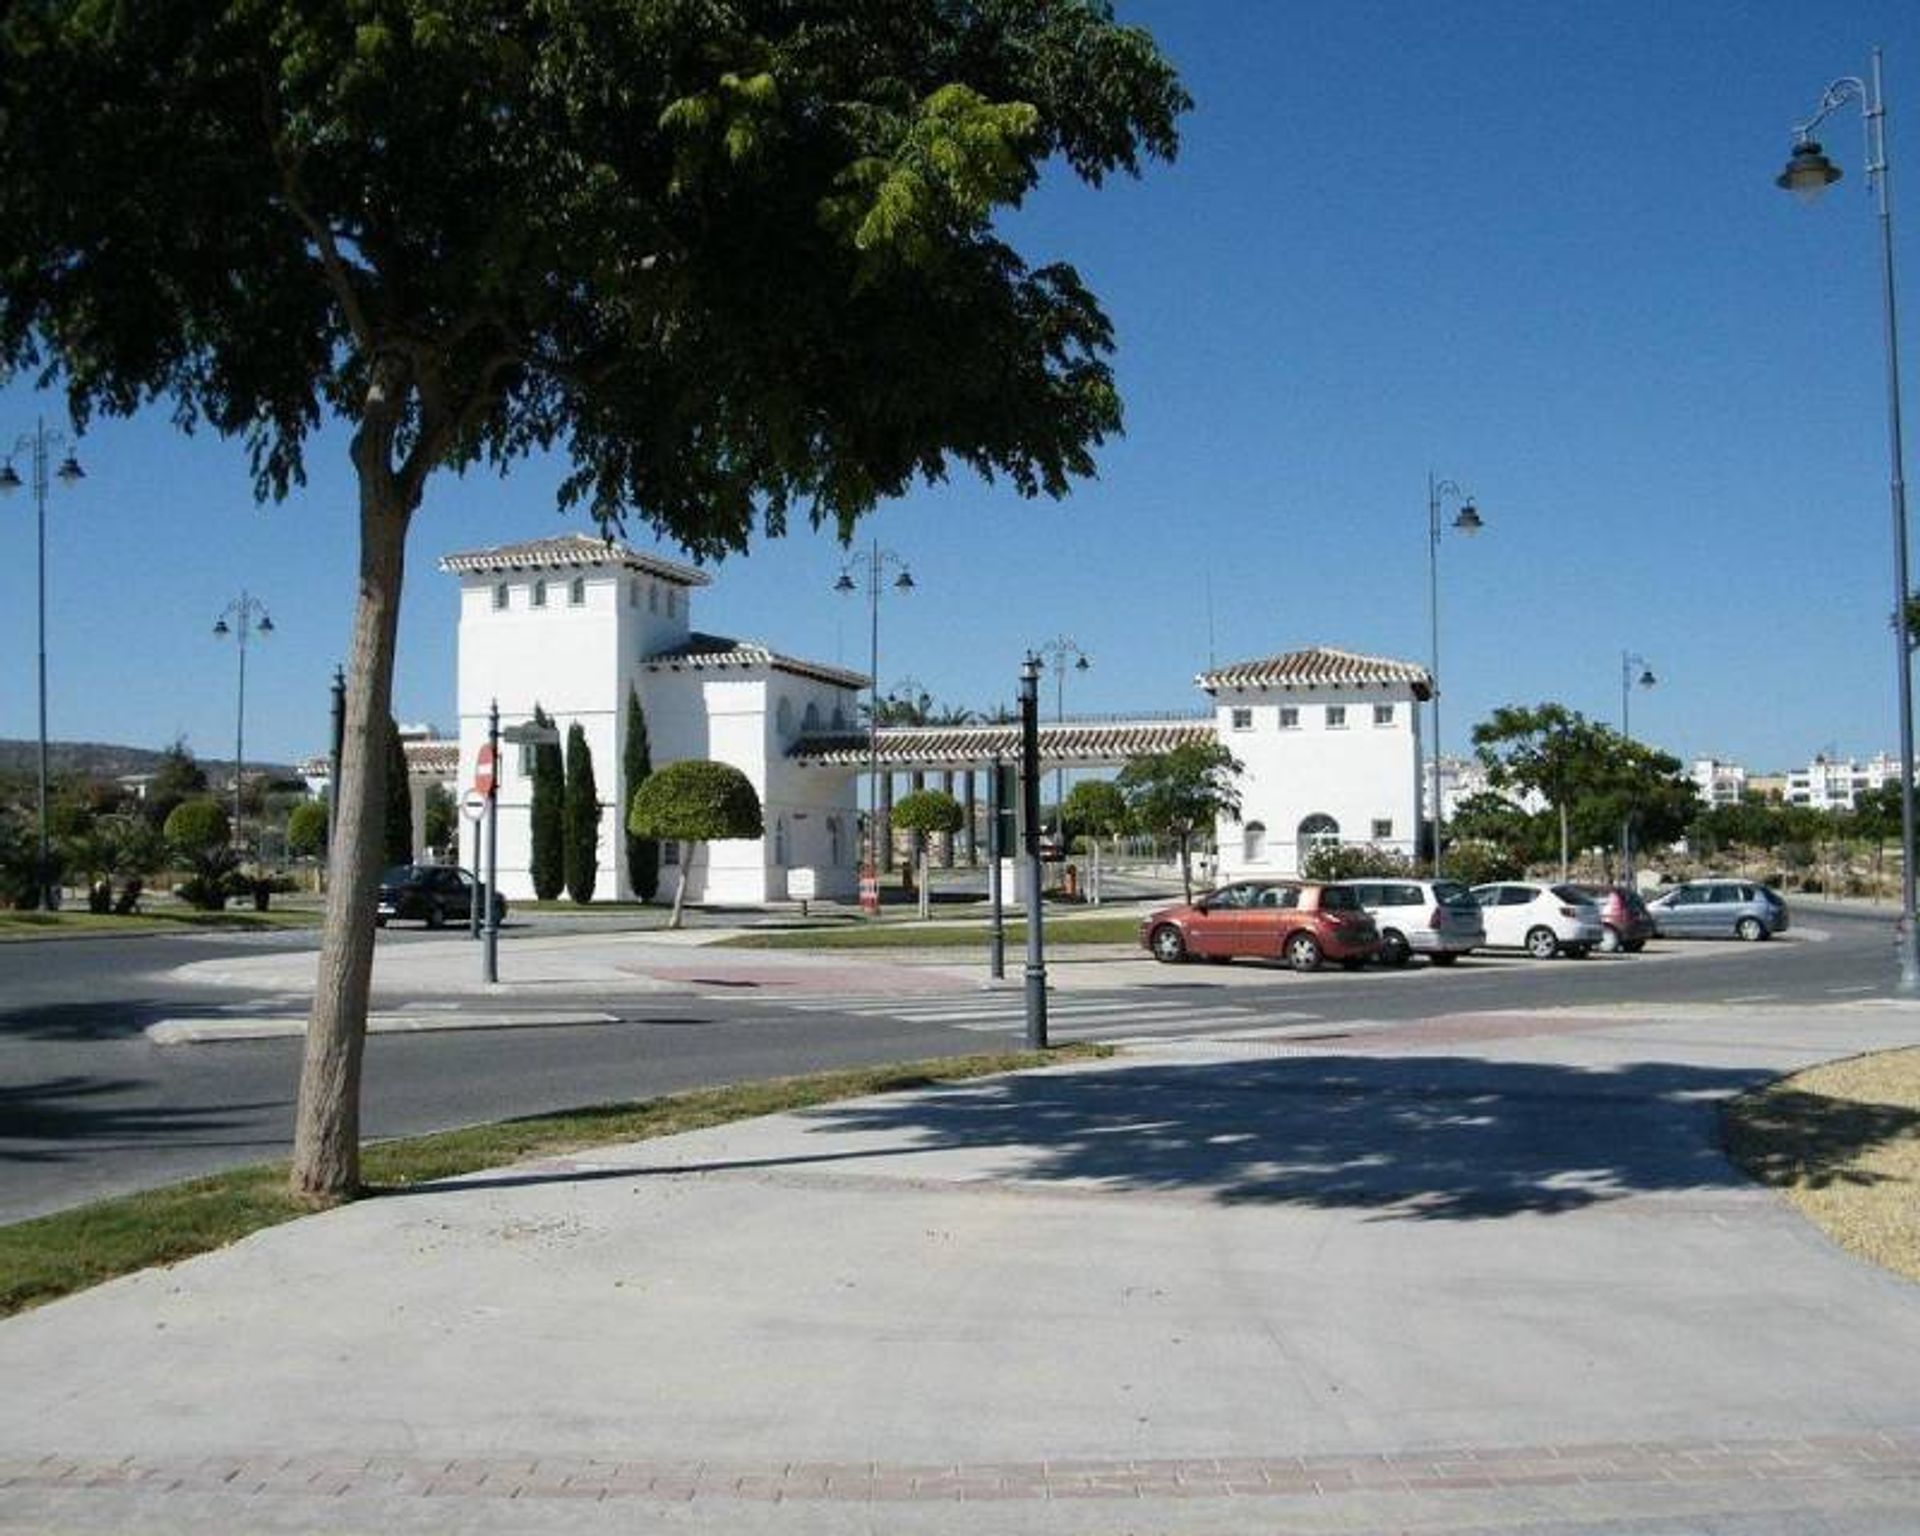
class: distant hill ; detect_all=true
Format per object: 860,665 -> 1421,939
0,739 -> 299,784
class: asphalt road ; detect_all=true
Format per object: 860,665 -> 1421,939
0,901 -> 1898,1224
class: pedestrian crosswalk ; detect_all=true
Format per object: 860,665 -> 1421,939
750,990 -> 1324,1041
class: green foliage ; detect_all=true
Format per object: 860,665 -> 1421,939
0,810 -> 37,909
891,789 -> 964,836
1440,839 -> 1525,887
164,798 -> 237,909
1062,779 -> 1128,843
422,784 -> 456,857
623,686 -> 659,902
1300,843 -> 1415,882
145,738 -> 207,828
563,722 -> 600,904
1449,790 -> 1554,868
627,761 -> 765,845
1118,742 -> 1242,899
286,800 -> 329,859
529,705 -> 565,902
382,718 -> 412,868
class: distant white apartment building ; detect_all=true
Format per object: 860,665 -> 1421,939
1784,752 -> 1904,812
1690,757 -> 1747,807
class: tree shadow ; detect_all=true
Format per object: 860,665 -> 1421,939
1723,1085 -> 1920,1191
775,1054 -> 1845,1220
0,1076 -> 285,1162
0,997 -> 280,1044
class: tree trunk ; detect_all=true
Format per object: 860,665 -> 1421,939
939,771 -> 955,868
1558,803 -> 1571,881
917,848 -> 930,919
1178,832 -> 1193,902
962,770 -> 977,866
669,841 -> 691,929
290,469 -> 410,1201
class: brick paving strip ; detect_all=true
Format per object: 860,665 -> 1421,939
4,1433 -> 1918,1506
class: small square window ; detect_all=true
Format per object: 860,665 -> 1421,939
492,583 -> 509,611
517,744 -> 537,776
1278,706 -> 1300,729
1371,818 -> 1393,840
531,579 -> 547,608
1373,704 -> 1394,726
1326,705 -> 1347,729
666,588 -> 678,618
629,580 -> 639,608
663,842 -> 680,866
648,584 -> 659,613
1230,706 -> 1253,731
569,576 -> 586,607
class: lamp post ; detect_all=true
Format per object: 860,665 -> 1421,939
1036,636 -> 1089,839
834,540 -> 914,902
1619,652 -> 1656,881
0,422 -> 84,910
1777,49 -> 1920,992
1426,473 -> 1483,876
213,592 -> 273,851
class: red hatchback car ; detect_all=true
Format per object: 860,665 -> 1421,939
1569,884 -> 1657,953
1140,880 -> 1381,971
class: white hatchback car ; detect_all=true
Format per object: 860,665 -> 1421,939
1469,882 -> 1604,959
1334,878 -> 1486,966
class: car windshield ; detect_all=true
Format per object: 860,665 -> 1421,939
1318,885 -> 1361,912
1433,881 -> 1473,905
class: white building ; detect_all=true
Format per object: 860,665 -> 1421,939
1201,647 -> 1429,880
443,535 -> 864,904
1784,752 -> 1904,812
1690,756 -> 1747,808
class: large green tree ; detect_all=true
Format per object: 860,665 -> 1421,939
623,685 -> 659,902
0,2 -> 1185,1198
627,760 -> 765,930
563,721 -> 600,904
1117,742 -> 1242,901
1472,704 -> 1611,880
381,717 -> 413,867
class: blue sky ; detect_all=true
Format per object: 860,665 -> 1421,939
2,1 -> 1918,774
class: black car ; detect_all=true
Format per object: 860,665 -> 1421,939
375,864 -> 506,929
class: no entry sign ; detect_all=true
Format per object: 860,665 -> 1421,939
474,743 -> 497,797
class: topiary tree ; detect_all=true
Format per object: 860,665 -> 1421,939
563,721 -> 600,904
528,705 -> 565,901
891,789 -> 964,919
287,800 -> 329,860
381,717 -> 412,867
623,685 -> 659,902
164,797 -> 236,910
627,761 -> 764,930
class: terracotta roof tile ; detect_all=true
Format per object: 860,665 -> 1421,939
789,719 -> 1216,768
1197,645 -> 1431,699
646,632 -> 868,691
438,533 -> 710,586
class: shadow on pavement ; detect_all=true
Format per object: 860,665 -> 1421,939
0,1075 -> 288,1163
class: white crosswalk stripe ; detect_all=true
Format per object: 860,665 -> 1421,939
746,991 -> 1320,1039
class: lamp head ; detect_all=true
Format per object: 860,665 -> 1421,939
1777,138 -> 1842,203
258,614 -> 275,634
832,571 -> 857,594
893,568 -> 915,593
0,462 -> 20,495
1075,654 -> 1090,672
1638,667 -> 1656,690
212,618 -> 231,637
1454,502 -> 1483,536
55,453 -> 83,485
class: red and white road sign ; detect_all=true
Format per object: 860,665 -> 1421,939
474,743 -> 497,797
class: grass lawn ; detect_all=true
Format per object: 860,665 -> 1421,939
717,914 -> 1144,949
0,907 -> 322,941
1723,1046 -> 1920,1284
0,1043 -> 1109,1317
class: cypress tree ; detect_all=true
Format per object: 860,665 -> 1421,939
382,718 -> 412,867
529,704 -> 566,900
623,684 -> 659,901
563,721 -> 600,903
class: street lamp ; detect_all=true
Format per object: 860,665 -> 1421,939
213,592 -> 273,851
1777,48 -> 1919,992
0,421 -> 84,910
834,539 -> 914,897
1427,473 -> 1483,876
1619,652 -> 1656,880
1035,636 -> 1090,839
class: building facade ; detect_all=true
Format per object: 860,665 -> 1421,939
1690,757 -> 1747,808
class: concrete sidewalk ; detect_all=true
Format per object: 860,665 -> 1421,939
7,999 -> 1920,1532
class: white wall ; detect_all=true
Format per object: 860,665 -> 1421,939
1213,686 -> 1423,880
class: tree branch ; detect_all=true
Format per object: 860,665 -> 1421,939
260,72 -> 376,353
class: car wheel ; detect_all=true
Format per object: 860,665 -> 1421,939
1149,924 -> 1187,964
1380,930 -> 1412,967
1565,944 -> 1591,959
1623,940 -> 1646,954
1284,932 -> 1322,972
1736,915 -> 1767,942
1525,925 -> 1561,960
1427,952 -> 1460,967
425,901 -> 446,930
1599,924 -> 1623,954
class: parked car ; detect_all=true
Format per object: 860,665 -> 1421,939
1645,880 -> 1790,941
1468,882 -> 1604,958
1334,877 -> 1484,966
1569,884 -> 1657,954
376,864 -> 506,929
1140,880 -> 1381,971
